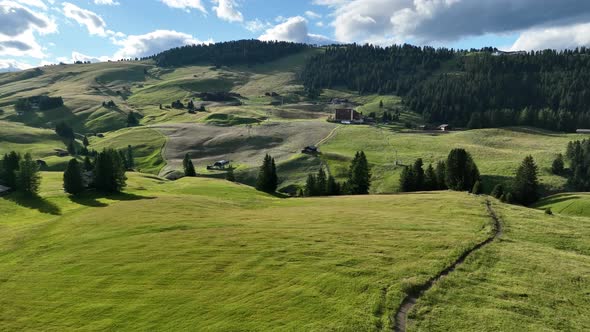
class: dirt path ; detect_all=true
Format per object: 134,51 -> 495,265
393,199 -> 503,332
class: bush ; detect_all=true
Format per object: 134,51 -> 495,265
545,208 -> 553,215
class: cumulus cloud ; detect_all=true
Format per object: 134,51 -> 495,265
305,11 -> 322,20
317,0 -> 590,47
62,2 -> 108,36
160,0 -> 206,13
113,29 -> 209,59
511,22 -> 590,51
94,0 -> 120,5
0,0 -> 57,58
213,0 -> 243,22
259,16 -> 333,45
0,58 -> 33,72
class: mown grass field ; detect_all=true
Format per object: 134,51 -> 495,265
533,193 -> 590,217
408,200 -> 590,331
0,172 -> 493,331
320,126 -> 584,194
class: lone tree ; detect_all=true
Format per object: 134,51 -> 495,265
551,153 -> 565,175
513,155 -> 539,205
17,153 -> 41,196
1,151 -> 21,188
445,148 -> 480,191
126,145 -> 135,170
63,159 -> 85,195
183,153 -> 197,177
127,111 -> 139,127
348,151 -> 371,195
93,149 -> 127,193
256,154 -> 278,193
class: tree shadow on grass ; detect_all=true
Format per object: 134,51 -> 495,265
69,191 -> 156,208
3,193 -> 61,216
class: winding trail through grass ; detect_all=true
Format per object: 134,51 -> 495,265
392,199 -> 503,332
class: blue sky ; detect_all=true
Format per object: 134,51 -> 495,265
1,0 -> 590,71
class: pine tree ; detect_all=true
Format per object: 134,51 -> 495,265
183,153 -> 196,177
126,145 -> 135,170
256,154 -> 278,193
435,161 -> 447,190
316,167 -> 327,196
424,164 -> 437,190
67,140 -> 77,156
1,151 -> 21,188
305,173 -> 318,197
269,157 -> 278,192
513,155 -> 539,205
348,151 -> 371,195
17,153 -> 41,196
226,167 -> 235,182
399,166 -> 414,192
63,159 -> 85,195
326,175 -> 341,196
412,158 -> 425,190
445,149 -> 480,191
127,111 -> 139,127
491,184 -> 504,199
83,136 -> 89,148
93,149 -> 127,193
551,153 -> 564,175
83,156 -> 94,171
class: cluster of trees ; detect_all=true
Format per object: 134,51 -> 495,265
0,152 -> 41,196
564,140 -> 590,190
302,151 -> 371,197
127,111 -> 139,127
256,154 -> 278,193
63,148 -> 130,195
400,149 -> 480,193
152,40 -> 310,67
302,44 -> 590,131
491,156 -> 539,206
15,96 -> 64,112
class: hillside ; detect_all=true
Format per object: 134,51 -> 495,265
1,173 -> 589,330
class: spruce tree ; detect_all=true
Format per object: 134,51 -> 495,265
269,157 -> 278,192
93,149 -> 127,193
126,145 -> 135,170
445,149 -> 480,191
435,161 -> 447,190
127,111 -> 139,127
326,175 -> 341,196
17,153 -> 40,196
424,164 -> 437,191
67,140 -> 77,156
83,136 -> 89,148
305,173 -> 317,197
551,153 -> 564,175
83,156 -> 94,171
316,167 -> 327,196
1,151 -> 21,188
412,158 -> 425,190
183,153 -> 196,177
63,159 -> 85,195
348,151 -> 371,195
256,154 -> 278,193
513,155 -> 539,205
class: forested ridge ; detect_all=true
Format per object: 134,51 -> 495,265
152,40 -> 310,67
302,44 -> 590,131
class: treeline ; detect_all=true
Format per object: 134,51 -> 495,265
302,44 -> 590,131
152,40 -> 310,67
564,139 -> 590,190
400,148 -> 540,206
0,152 -> 41,196
302,151 -> 371,197
15,95 -> 64,112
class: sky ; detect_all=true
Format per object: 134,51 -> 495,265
2,0 -> 590,71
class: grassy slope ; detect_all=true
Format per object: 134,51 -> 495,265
533,193 -> 590,217
320,126 -> 582,194
0,172 -> 492,331
89,126 -> 167,174
409,201 -> 590,331
0,121 -> 70,170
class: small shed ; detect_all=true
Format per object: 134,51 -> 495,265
302,146 -> 319,154
437,124 -> 451,131
207,160 -> 230,170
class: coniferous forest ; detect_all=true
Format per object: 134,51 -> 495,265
301,44 -> 590,131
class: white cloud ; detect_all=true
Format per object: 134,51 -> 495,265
316,0 -> 590,47
0,0 -> 57,58
305,10 -> 322,20
160,0 -> 206,13
113,29 -> 210,59
15,0 -> 47,10
0,58 -> 34,72
62,2 -> 107,36
511,23 -> 590,51
94,0 -> 120,5
213,0 -> 243,22
259,16 -> 333,45
244,19 -> 271,33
